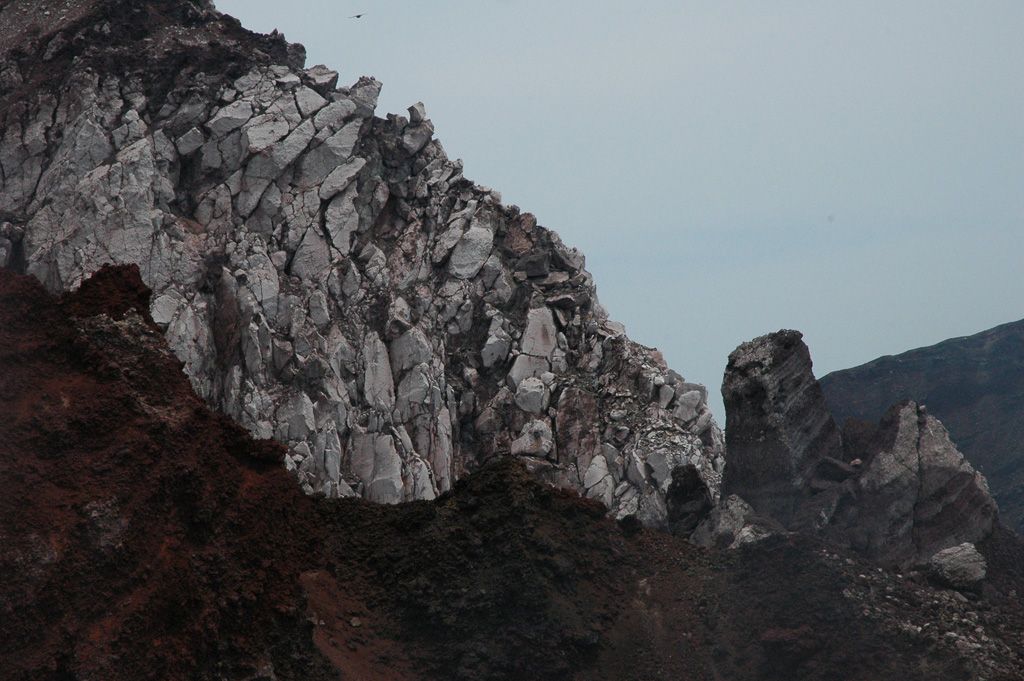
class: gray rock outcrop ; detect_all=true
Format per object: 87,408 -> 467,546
709,330 -> 998,569
927,542 -> 987,593
819,317 -> 1024,535
0,0 -> 723,524
720,330 -> 843,526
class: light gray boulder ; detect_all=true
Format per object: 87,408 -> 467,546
362,333 -> 396,412
521,306 -> 557,360
511,420 -> 554,458
447,225 -> 493,280
928,542 -> 987,592
514,376 -> 549,414
349,431 -> 403,504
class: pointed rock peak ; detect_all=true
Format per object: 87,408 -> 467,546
721,329 -> 843,525
716,330 -> 1000,572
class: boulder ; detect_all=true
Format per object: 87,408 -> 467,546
514,376 -> 549,414
849,400 -> 997,568
447,225 -> 493,280
927,542 -> 987,593
511,420 -> 554,458
521,306 -> 557,359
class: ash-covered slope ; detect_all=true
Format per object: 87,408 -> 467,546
0,0 -> 722,527
819,319 -> 1024,535
5,266 -> 1024,681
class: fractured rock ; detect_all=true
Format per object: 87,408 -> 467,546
521,306 -> 558,359
511,420 -> 554,459
3,28 -> 724,526
447,224 -> 493,280
721,330 -> 1000,569
514,376 -> 549,414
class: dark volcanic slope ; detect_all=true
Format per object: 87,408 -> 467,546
819,319 -> 1024,535
5,266 -> 1024,680
0,265 -> 332,680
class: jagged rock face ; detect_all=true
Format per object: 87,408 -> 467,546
720,330 -> 843,525
840,400 -> 998,568
819,318 -> 1024,536
0,0 -> 723,524
715,330 -> 999,570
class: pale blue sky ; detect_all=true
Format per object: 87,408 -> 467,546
215,0 -> 1024,420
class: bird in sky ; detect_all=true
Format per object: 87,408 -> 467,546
349,13 -> 365,19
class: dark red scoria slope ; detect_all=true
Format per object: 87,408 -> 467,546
3,265 -> 1023,681
0,265 -> 332,681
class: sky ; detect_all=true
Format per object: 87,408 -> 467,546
215,0 -> 1024,421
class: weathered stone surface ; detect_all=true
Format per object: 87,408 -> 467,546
521,306 -> 557,359
295,86 -> 328,117
324,184 -> 359,255
848,400 -> 997,568
362,333 -> 396,412
408,101 -> 426,123
243,115 -> 290,153
514,376 -> 549,414
721,330 -> 843,525
208,100 -> 252,136
511,420 -> 554,458
389,327 -> 432,375
3,38 -> 723,526
481,327 -> 511,367
720,330 -> 999,569
927,542 -> 987,592
320,157 -> 364,200
402,119 -> 434,155
447,225 -> 493,280
507,354 -> 549,389
820,318 -> 1024,536
305,64 -> 340,92
349,431 -> 403,504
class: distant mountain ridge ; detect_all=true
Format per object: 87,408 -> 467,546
819,318 -> 1024,535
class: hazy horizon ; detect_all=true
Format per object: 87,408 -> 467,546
214,0 -> 1024,421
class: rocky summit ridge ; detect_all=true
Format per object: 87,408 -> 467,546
5,1 -> 1024,679
0,0 -> 723,528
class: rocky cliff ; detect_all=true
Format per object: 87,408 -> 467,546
819,318 -> 1024,536
0,0 -> 723,528
711,330 -> 1000,571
